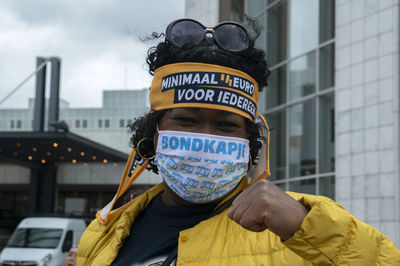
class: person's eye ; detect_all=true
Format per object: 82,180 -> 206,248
174,117 -> 196,124
218,121 -> 239,129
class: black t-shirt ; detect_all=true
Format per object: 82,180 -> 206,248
112,194 -> 218,266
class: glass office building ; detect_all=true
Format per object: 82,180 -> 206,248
186,0 -> 400,247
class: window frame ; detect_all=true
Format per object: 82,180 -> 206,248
246,0 -> 336,199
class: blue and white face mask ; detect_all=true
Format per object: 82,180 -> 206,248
155,130 -> 249,203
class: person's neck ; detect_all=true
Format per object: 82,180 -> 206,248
160,185 -> 235,206
161,186 -> 198,206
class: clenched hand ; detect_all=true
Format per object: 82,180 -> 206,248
227,179 -> 309,241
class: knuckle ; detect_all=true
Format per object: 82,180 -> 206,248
257,180 -> 273,193
232,212 -> 241,222
257,193 -> 271,207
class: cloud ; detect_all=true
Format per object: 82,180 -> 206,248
0,0 -> 180,39
0,6 -> 60,107
0,0 -> 185,108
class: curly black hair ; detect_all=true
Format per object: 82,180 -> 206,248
128,18 -> 270,173
146,38 -> 270,91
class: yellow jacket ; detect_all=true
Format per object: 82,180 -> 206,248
77,181 -> 400,265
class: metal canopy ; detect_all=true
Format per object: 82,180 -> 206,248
0,131 -> 129,170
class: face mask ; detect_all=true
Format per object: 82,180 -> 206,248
154,130 -> 249,203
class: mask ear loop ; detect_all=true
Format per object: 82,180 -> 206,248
248,154 -> 252,170
96,131 -> 159,225
250,113 -> 270,185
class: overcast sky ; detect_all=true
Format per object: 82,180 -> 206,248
0,0 -> 185,108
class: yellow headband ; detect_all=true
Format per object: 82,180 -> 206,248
150,62 -> 259,120
96,62 -> 270,225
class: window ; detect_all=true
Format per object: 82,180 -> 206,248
82,119 -> 88,128
289,52 -> 316,100
105,119 -> 110,128
98,119 -> 102,128
247,1 -> 266,17
267,0 -> 287,65
75,120 -> 80,128
10,120 -> 14,129
255,14 -> 266,50
248,0 -> 335,198
320,43 -> 335,90
266,65 -> 287,109
6,228 -> 63,248
289,100 -> 316,177
119,119 -> 124,128
319,93 -> 335,173
319,175 -> 335,200
289,178 -> 316,195
230,0 -> 244,21
267,110 -> 286,181
62,230 -> 73,252
319,0 -> 335,43
289,0 -> 318,57
16,120 -> 22,128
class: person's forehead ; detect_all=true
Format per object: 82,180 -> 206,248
170,107 -> 238,117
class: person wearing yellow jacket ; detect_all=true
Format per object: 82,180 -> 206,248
77,18 -> 400,265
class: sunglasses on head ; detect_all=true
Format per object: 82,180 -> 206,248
165,18 -> 252,52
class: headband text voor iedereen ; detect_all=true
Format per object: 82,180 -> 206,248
150,62 -> 259,120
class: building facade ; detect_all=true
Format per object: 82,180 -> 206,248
186,0 -> 400,247
0,89 -> 160,236
1,89 -> 150,154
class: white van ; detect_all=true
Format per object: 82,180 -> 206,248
0,217 -> 86,266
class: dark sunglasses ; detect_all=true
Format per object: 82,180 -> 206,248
165,18 -> 252,52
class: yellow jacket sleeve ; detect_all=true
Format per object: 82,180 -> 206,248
284,192 -> 400,265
